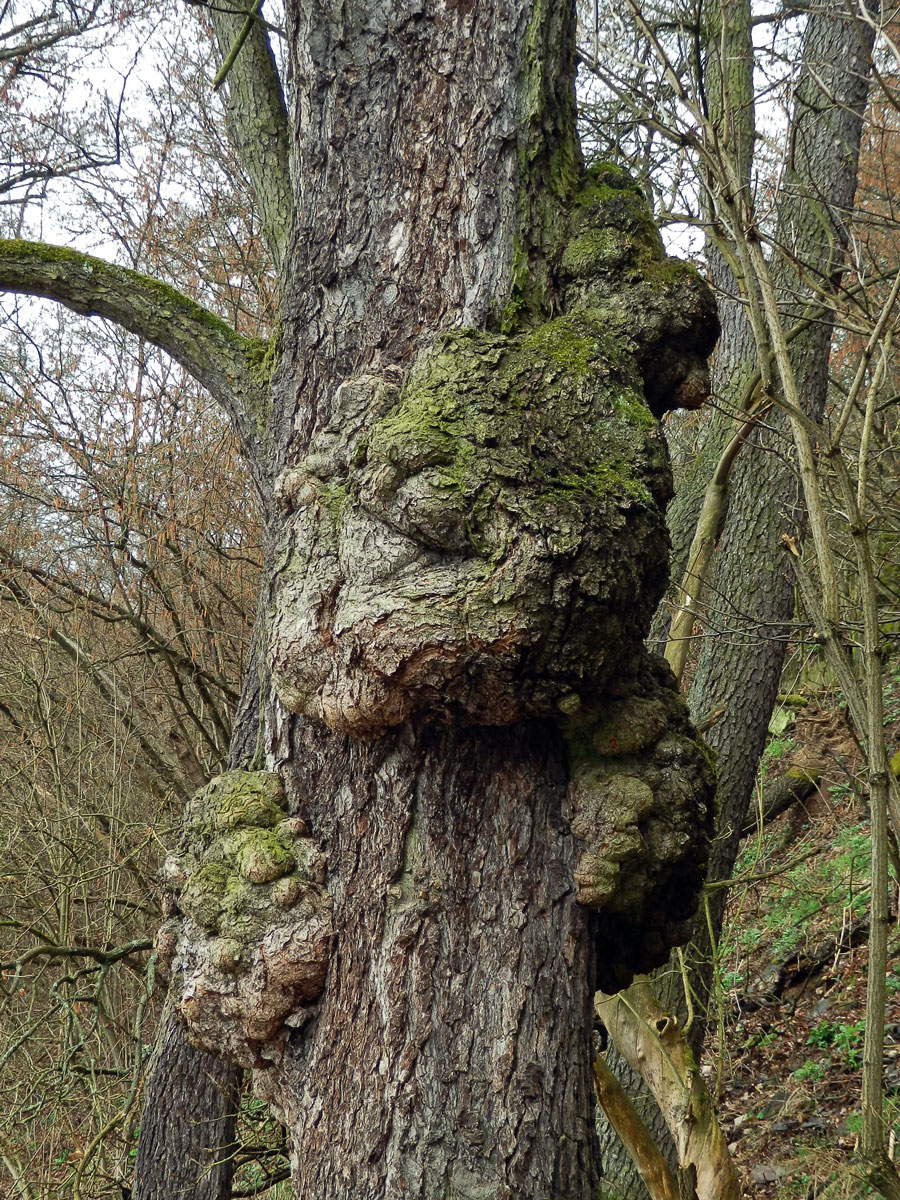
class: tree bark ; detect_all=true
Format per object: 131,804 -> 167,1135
132,639 -> 274,1200
0,3 -> 719,1197
178,3 -> 712,1195
132,1001 -> 240,1200
267,719 -> 604,1196
206,3 -> 293,276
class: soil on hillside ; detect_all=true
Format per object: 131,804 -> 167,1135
710,696 -> 900,1198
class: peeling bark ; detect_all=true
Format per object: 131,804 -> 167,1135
595,981 -> 740,1200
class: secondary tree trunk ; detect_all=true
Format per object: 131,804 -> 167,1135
601,4 -> 874,1196
133,642 -> 270,1200
687,0 -> 874,984
132,1002 -> 240,1200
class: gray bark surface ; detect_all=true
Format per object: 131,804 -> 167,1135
132,1001 -> 240,1200
273,0 -> 579,459
270,718 -> 604,1196
0,3 -> 719,1197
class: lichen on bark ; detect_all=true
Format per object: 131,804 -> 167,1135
269,164 -> 718,738
157,771 -> 333,1068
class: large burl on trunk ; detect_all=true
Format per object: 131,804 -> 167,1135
158,3 -> 718,1196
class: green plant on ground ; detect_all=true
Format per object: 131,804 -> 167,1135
844,1111 -> 863,1134
762,735 -> 795,766
793,1058 -> 828,1083
807,1019 -> 867,1068
808,1020 -> 839,1049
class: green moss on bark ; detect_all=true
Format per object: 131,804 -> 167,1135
210,771 -> 284,830
268,158 -> 716,735
502,0 -> 582,329
173,771 -> 306,936
367,316 -> 663,541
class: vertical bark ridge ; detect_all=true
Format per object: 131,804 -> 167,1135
274,0 -> 579,459
263,718 -> 601,1198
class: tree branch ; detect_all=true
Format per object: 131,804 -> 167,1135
0,239 -> 270,477
593,1053 -> 681,1200
213,0 -> 263,90
0,938 -> 153,973
1,570 -> 191,803
207,2 -> 293,274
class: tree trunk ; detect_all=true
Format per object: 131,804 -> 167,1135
267,719 -> 604,1195
133,637 -> 272,1200
687,0 -> 874,985
647,0 -> 875,1029
0,3 -> 718,1196
169,2 -> 715,1195
132,1002 -> 240,1200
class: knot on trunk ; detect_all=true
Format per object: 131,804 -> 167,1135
156,771 -> 333,1068
559,163 -> 719,416
564,657 -> 716,991
268,164 -> 717,738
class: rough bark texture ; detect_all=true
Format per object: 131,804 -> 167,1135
0,3 -> 720,1196
268,172 -> 715,737
158,771 -> 333,1068
167,3 -> 716,1195
602,4 -> 873,1196
132,1001 -> 240,1200
266,718 -> 603,1196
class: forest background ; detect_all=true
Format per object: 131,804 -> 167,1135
2,0 -> 900,1197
